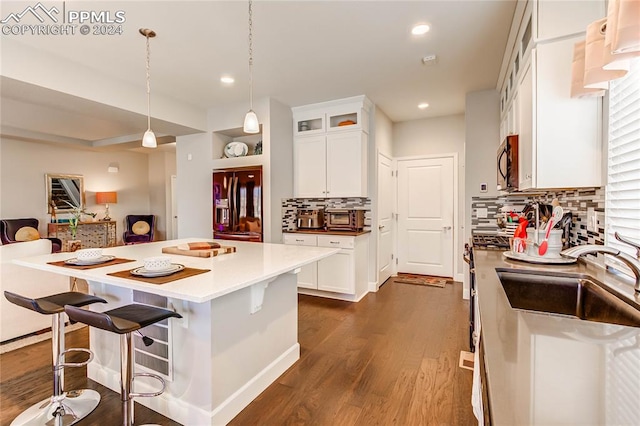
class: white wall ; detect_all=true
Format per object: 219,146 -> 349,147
464,89 -> 500,239
176,97 -> 292,243
148,150 -> 177,241
0,138 -> 151,244
375,107 -> 393,158
392,114 -> 466,281
464,89 -> 500,295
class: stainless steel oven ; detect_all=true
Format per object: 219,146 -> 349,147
325,209 -> 365,231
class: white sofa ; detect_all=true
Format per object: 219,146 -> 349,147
1,239 -> 70,342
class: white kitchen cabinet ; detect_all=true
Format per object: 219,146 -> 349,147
283,232 -> 369,300
517,36 -> 602,190
282,233 -> 318,289
326,131 -> 368,198
293,135 -> 327,198
317,250 -> 353,294
294,131 -> 367,198
293,96 -> 371,198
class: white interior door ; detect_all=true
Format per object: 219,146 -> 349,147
377,153 -> 394,285
170,175 -> 178,239
397,156 -> 454,277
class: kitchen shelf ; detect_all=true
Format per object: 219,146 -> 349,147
212,126 -> 263,160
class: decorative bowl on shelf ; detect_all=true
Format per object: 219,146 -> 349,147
338,120 -> 356,126
224,142 -> 248,158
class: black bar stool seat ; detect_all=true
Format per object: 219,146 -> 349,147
5,291 -> 106,315
65,304 -> 182,426
65,303 -> 182,334
4,290 -> 106,426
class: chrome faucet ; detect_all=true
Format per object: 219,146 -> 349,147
560,233 -> 640,293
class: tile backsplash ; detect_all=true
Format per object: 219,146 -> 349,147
282,197 -> 371,232
471,187 -> 605,247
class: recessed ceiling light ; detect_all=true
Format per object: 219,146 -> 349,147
220,76 -> 235,84
411,24 -> 430,35
418,103 -> 429,109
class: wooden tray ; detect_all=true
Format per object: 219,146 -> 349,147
162,245 -> 236,258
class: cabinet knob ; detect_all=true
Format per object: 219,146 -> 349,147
378,225 -> 385,230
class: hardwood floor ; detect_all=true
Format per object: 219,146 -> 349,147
0,278 -> 475,425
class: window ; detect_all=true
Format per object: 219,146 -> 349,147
606,57 -> 640,278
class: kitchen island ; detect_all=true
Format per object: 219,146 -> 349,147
474,249 -> 640,425
15,238 -> 339,425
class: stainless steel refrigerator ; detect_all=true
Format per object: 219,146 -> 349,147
212,166 -> 263,242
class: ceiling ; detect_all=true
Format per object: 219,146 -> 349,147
0,0 -> 516,152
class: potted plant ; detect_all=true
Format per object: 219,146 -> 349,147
63,201 -> 83,251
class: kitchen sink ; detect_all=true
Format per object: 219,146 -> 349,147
496,268 -> 640,328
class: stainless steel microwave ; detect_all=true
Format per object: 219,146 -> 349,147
497,135 -> 519,191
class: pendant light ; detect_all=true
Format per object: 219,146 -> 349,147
243,0 -> 259,134
140,28 -> 157,148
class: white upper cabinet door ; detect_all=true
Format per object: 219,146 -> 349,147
535,36 -> 601,189
326,131 -> 368,198
518,59 -> 534,190
293,135 -> 327,198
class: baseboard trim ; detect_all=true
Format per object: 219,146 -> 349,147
89,343 -> 301,425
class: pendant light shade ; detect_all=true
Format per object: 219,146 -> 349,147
140,28 -> 157,148
243,110 -> 259,134
243,0 -> 259,134
142,130 -> 157,148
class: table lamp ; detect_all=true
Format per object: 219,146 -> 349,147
96,192 -> 117,221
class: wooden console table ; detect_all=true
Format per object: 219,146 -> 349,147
48,221 -> 117,251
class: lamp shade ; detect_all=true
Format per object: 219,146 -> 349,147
607,0 -> 640,54
571,40 -> 606,98
584,18 -> 629,89
142,129 -> 157,148
243,110 -> 260,134
96,192 -> 117,204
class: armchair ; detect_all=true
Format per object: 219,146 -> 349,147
0,218 -> 62,253
123,215 -> 155,244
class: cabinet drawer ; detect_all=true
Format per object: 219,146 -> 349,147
283,233 -> 318,246
317,235 -> 354,249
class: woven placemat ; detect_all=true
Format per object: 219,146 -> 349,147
48,258 -> 135,270
107,266 -> 210,284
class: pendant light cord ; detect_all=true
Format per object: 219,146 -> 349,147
146,34 -> 152,131
248,0 -> 254,111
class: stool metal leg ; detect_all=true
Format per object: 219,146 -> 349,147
120,333 -> 134,426
10,313 -> 100,426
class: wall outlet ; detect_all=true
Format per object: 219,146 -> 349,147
477,208 -> 488,219
480,183 -> 488,193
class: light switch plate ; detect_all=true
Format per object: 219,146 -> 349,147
587,207 -> 596,232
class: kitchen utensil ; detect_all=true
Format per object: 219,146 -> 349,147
538,206 -> 563,256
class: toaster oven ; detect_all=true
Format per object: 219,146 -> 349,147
326,209 -> 365,231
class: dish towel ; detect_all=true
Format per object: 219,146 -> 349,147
471,314 -> 484,426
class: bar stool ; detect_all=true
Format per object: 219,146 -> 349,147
64,303 -> 182,426
3,291 -> 107,426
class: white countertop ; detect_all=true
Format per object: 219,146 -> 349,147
474,249 -> 640,425
14,238 -> 339,303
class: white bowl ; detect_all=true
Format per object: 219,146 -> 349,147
143,256 -> 172,271
76,248 -> 103,261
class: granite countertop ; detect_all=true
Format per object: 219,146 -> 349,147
474,249 -> 640,425
283,229 -> 371,236
14,238 -> 339,303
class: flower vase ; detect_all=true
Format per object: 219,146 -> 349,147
67,240 -> 82,252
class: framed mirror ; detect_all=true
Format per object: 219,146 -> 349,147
46,173 -> 85,212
